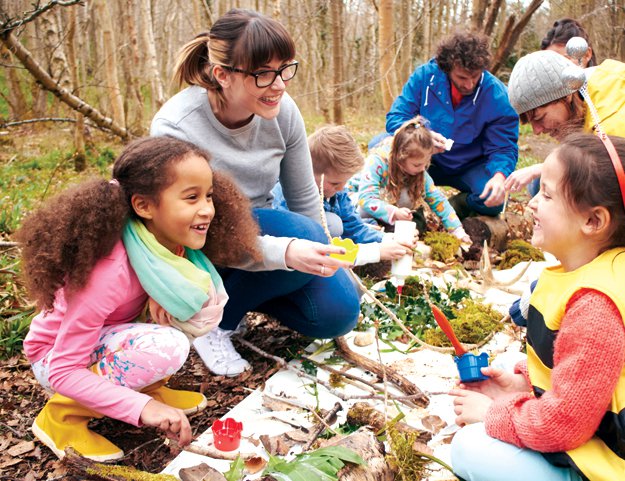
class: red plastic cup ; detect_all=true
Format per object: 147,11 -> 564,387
211,418 -> 243,451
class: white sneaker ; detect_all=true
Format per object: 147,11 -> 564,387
193,328 -> 251,377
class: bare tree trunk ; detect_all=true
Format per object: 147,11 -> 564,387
471,0 -> 488,31
378,0 -> 396,111
423,0 -> 432,58
0,45 -> 28,119
1,31 -> 130,138
490,0 -> 544,75
139,0 -> 165,110
65,5 -> 86,171
122,0 -> 145,131
314,0 -> 330,122
39,9 -> 72,91
398,0 -> 411,82
482,0 -> 503,37
331,0 -> 343,123
28,19 -> 49,120
94,0 -> 126,129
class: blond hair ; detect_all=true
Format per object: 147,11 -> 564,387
308,125 -> 364,175
387,116 -> 434,205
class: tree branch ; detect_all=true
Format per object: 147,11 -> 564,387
0,0 -> 83,34
491,0 -> 545,74
0,32 -> 132,139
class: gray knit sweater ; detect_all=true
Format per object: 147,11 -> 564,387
151,86 -> 320,271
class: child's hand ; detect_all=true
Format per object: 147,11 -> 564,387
140,399 -> 192,446
456,366 -> 529,400
394,207 -> 413,221
379,240 -> 413,261
450,389 -> 492,426
452,226 -> 471,244
285,239 -> 352,276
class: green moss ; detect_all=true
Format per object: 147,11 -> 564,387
498,239 -> 544,270
398,276 -> 432,298
385,428 -> 427,481
423,298 -> 502,346
86,465 -> 179,480
423,232 -> 461,262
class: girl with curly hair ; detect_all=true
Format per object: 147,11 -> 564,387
353,117 -> 470,243
151,8 -> 359,377
16,136 -> 259,461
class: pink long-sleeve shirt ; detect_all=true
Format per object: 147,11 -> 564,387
24,240 -> 153,426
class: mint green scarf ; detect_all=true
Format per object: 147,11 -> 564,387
122,219 -> 225,322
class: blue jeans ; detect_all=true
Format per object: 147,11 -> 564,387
452,423 -> 583,481
217,208 -> 360,338
429,161 -> 503,216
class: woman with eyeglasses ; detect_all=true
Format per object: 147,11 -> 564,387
151,9 -> 359,377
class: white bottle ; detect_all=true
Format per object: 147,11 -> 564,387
391,220 -> 416,286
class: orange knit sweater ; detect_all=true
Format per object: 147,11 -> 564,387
485,288 -> 625,453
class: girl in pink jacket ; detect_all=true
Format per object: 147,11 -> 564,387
17,137 -> 258,461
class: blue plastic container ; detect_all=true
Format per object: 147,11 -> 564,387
454,352 -> 489,382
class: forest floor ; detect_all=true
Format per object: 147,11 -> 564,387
0,314 -> 312,480
0,125 -> 557,480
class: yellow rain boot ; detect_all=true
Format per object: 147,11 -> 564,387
32,393 -> 124,461
141,378 -> 208,415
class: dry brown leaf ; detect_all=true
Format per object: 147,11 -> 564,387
412,441 -> 433,455
179,462 -> 226,481
7,440 -> 35,457
244,456 -> 266,474
420,415 -> 446,434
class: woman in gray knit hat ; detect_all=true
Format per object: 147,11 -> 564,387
505,49 -> 625,193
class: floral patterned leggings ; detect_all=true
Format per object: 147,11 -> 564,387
32,323 -> 190,392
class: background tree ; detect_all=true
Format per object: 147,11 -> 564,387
1,0 -> 624,140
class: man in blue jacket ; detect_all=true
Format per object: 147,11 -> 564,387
386,32 -> 519,218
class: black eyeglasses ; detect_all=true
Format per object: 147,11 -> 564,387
224,61 -> 298,88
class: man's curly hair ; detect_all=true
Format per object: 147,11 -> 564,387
436,31 -> 491,74
15,136 -> 260,311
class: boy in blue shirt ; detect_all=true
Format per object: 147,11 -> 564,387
273,125 -> 414,266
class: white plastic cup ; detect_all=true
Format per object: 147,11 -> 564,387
391,220 -> 416,280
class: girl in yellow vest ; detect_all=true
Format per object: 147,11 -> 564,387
450,134 -> 625,481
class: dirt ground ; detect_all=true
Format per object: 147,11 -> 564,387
0,315 -> 310,480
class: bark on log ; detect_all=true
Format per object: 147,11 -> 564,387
346,402 -> 432,444
334,336 -> 429,408
463,211 -> 532,257
326,428 -> 395,481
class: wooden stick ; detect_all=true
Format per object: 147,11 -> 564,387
302,402 -> 343,451
237,338 -> 403,403
334,337 -> 429,407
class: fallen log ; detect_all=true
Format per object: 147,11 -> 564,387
334,337 -> 429,408
326,428 -> 395,481
62,448 -> 178,480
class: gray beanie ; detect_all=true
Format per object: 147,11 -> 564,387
508,50 -> 578,115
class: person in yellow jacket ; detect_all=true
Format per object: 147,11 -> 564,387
504,49 -> 625,194
450,134 -> 625,481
